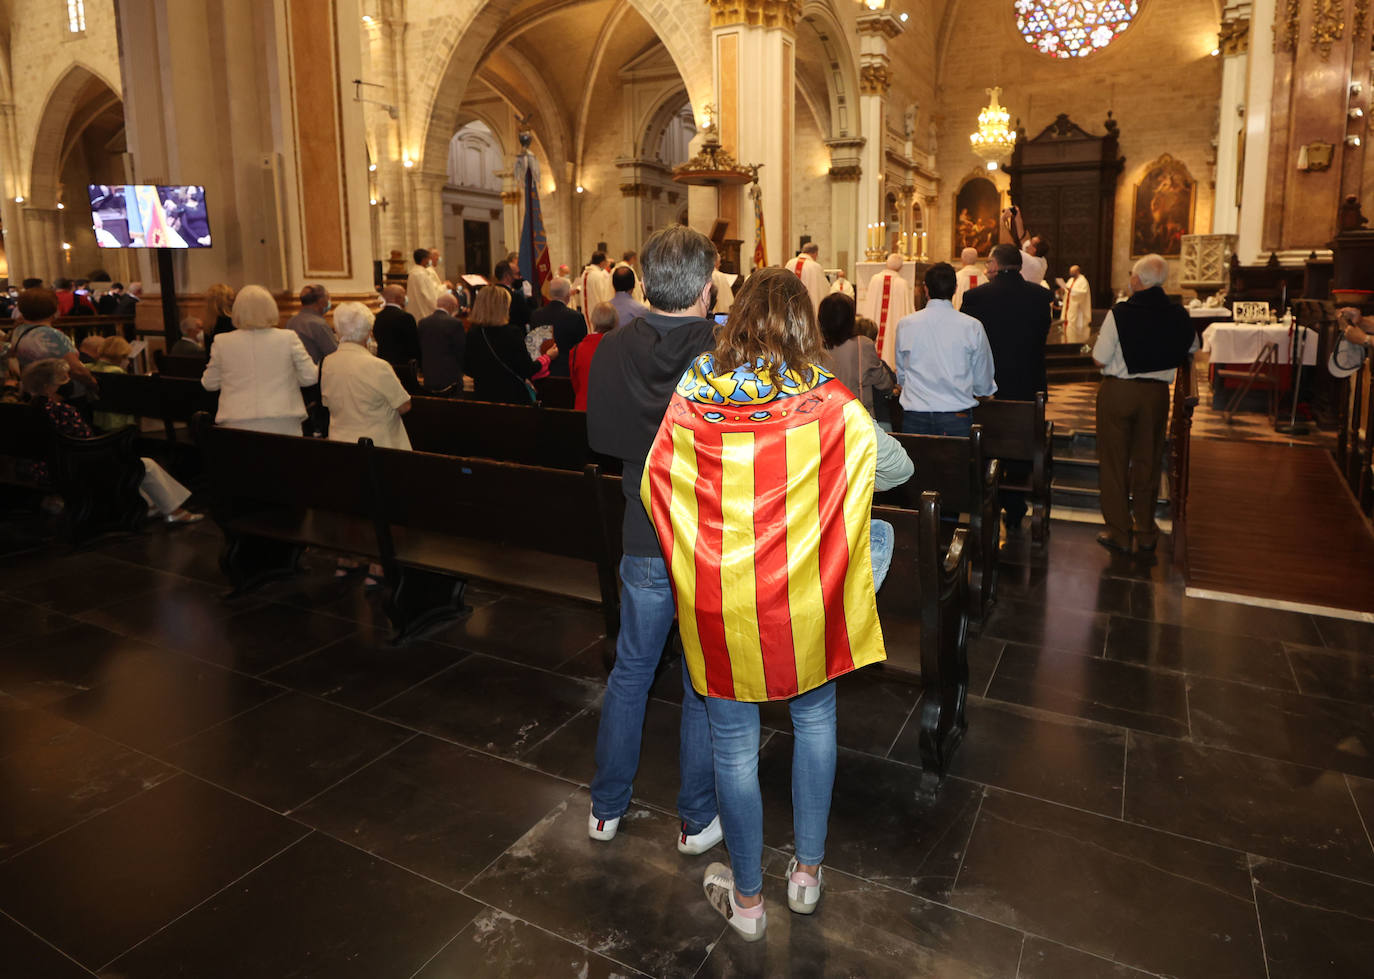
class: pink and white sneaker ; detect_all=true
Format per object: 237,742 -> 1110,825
786,855 -> 824,914
703,863 -> 767,942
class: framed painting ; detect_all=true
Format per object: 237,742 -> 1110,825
953,177 -> 1000,257
1132,154 -> 1196,257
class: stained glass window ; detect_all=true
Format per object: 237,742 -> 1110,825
1015,0 -> 1138,58
66,0 -> 86,33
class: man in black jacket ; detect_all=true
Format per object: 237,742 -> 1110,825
527,277 -> 585,377
417,292 -> 466,392
960,243 -> 1052,532
584,225 -> 720,854
492,260 -> 531,331
372,284 -> 421,367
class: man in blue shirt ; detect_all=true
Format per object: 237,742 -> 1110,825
894,262 -> 997,436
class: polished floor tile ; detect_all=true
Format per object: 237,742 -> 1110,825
1034,570 -> 1141,616
758,735 -> 984,902
1124,732 -> 1374,882
697,863 -> 1023,979
98,529 -> 225,584
0,597 -> 83,651
1251,857 -> 1374,979
7,562 -> 186,616
464,791 -> 727,978
1145,593 -> 1324,646
74,578 -> 259,652
0,911 -> 94,979
1284,642 -> 1374,704
103,831 -> 480,979
263,632 -> 466,711
0,774 -> 307,970
47,653 -> 283,754
979,599 -> 1111,656
890,698 -> 1125,816
1105,615 -> 1298,690
165,692 -> 413,813
428,595 -> 607,670
0,622 -> 167,707
294,735 -> 576,889
952,790 -> 1265,979
758,664 -> 921,757
0,715 -> 173,858
986,642 -> 1190,736
164,602 -> 360,674
966,636 -> 1005,698
1312,615 -> 1374,656
1016,936 -> 1158,978
413,906 -> 646,978
1349,774 -> 1374,837
376,653 -> 602,757
1186,676 -> 1374,779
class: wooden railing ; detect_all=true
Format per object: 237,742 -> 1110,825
1168,356 -> 1200,571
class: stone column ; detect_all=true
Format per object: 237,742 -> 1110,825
116,0 -> 375,300
618,176 -> 652,251
413,171 -> 447,275
710,0 -> 799,266
498,172 -> 521,261
1236,0 -> 1274,262
1212,4 -> 1250,235
856,11 -> 904,258
22,207 -> 61,285
826,137 -> 864,276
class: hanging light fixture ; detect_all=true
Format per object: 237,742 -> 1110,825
969,86 -> 1017,170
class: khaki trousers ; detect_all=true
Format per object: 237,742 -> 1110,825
1095,376 -> 1170,547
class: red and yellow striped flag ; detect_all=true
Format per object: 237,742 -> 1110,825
642,357 -> 886,702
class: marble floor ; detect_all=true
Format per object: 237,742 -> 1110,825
0,517 -> 1372,978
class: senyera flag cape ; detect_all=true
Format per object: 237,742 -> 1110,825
642,354 -> 887,703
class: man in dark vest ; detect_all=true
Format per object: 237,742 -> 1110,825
960,242 -> 1053,532
1091,253 -> 1198,553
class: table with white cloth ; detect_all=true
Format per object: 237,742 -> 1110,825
1201,323 -> 1319,399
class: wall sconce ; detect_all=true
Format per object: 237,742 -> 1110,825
402,155 -> 414,169
1351,107 -> 1365,120
1352,82 -> 1364,98
56,202 -> 65,210
1346,135 -> 1363,147
370,195 -> 390,210
13,195 -> 23,204
575,185 -> 585,194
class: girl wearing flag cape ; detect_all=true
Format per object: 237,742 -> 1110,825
642,268 -> 913,941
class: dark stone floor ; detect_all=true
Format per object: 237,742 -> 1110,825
1,518 -> 1372,977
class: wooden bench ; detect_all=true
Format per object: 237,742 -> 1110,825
90,372 -> 219,443
403,395 -> 620,474
533,375 -> 575,409
0,400 -> 146,549
193,414 -> 620,642
154,351 -> 208,379
875,494 -> 971,795
875,426 -> 999,622
973,393 -> 1053,546
55,314 -> 136,345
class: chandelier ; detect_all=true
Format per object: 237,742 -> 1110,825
969,87 -> 1017,169
672,105 -> 760,187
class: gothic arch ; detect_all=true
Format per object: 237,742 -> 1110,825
27,62 -> 122,206
798,1 -> 861,140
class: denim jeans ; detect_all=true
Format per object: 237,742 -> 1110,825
590,554 -> 717,832
704,681 -> 838,897
902,409 -> 973,437
870,519 -> 893,592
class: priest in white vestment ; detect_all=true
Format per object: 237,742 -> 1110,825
862,253 -> 915,369
953,248 -> 985,310
406,248 -> 443,320
829,272 -> 855,299
577,253 -> 614,326
711,255 -> 735,314
790,243 -> 827,317
1059,264 -> 1092,344
613,250 -> 647,305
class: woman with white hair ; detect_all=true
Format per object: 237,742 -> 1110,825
321,302 -> 413,450
201,284 -> 318,434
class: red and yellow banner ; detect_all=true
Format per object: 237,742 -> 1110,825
642,358 -> 886,702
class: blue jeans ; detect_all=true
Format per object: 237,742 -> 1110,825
902,409 -> 973,437
870,519 -> 893,592
590,554 -> 717,832
705,682 -> 838,897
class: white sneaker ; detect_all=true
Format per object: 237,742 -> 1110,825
588,808 -> 620,842
703,862 -> 766,942
677,815 -> 723,855
785,856 -> 824,914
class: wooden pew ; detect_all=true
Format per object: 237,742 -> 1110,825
55,314 -> 136,345
875,426 -> 999,621
874,494 -> 970,796
154,350 -> 208,379
392,360 -> 424,397
90,372 -> 219,443
403,395 -> 620,474
534,375 -> 575,409
193,414 -> 620,642
0,401 -> 146,549
972,393 -> 1053,545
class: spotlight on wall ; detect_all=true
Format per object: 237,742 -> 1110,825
986,160 -> 999,171
1353,82 -> 1365,97
362,14 -> 373,24
402,155 -> 414,168
1351,107 -> 1365,120
1347,135 -> 1363,147
56,202 -> 64,210
900,11 -> 909,20
369,163 -> 377,171
575,185 -> 585,194
61,242 -> 71,250
1210,47 -> 1220,56
13,196 -> 22,203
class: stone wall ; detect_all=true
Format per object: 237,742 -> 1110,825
934,0 -> 1222,293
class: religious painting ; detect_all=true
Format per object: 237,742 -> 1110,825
953,178 -> 1000,257
1131,154 -> 1196,257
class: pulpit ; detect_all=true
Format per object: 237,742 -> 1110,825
709,220 -> 744,275
1004,114 -> 1123,308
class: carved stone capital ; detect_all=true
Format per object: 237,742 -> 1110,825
499,190 -> 521,205
619,182 -> 651,198
856,12 -> 904,39
828,165 -> 862,182
859,63 -> 892,96
706,0 -> 801,30
1218,17 -> 1250,54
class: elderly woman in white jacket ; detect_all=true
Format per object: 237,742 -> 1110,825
201,284 -> 318,434
321,302 -> 413,450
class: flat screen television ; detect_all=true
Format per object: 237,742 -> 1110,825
88,184 -> 212,248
